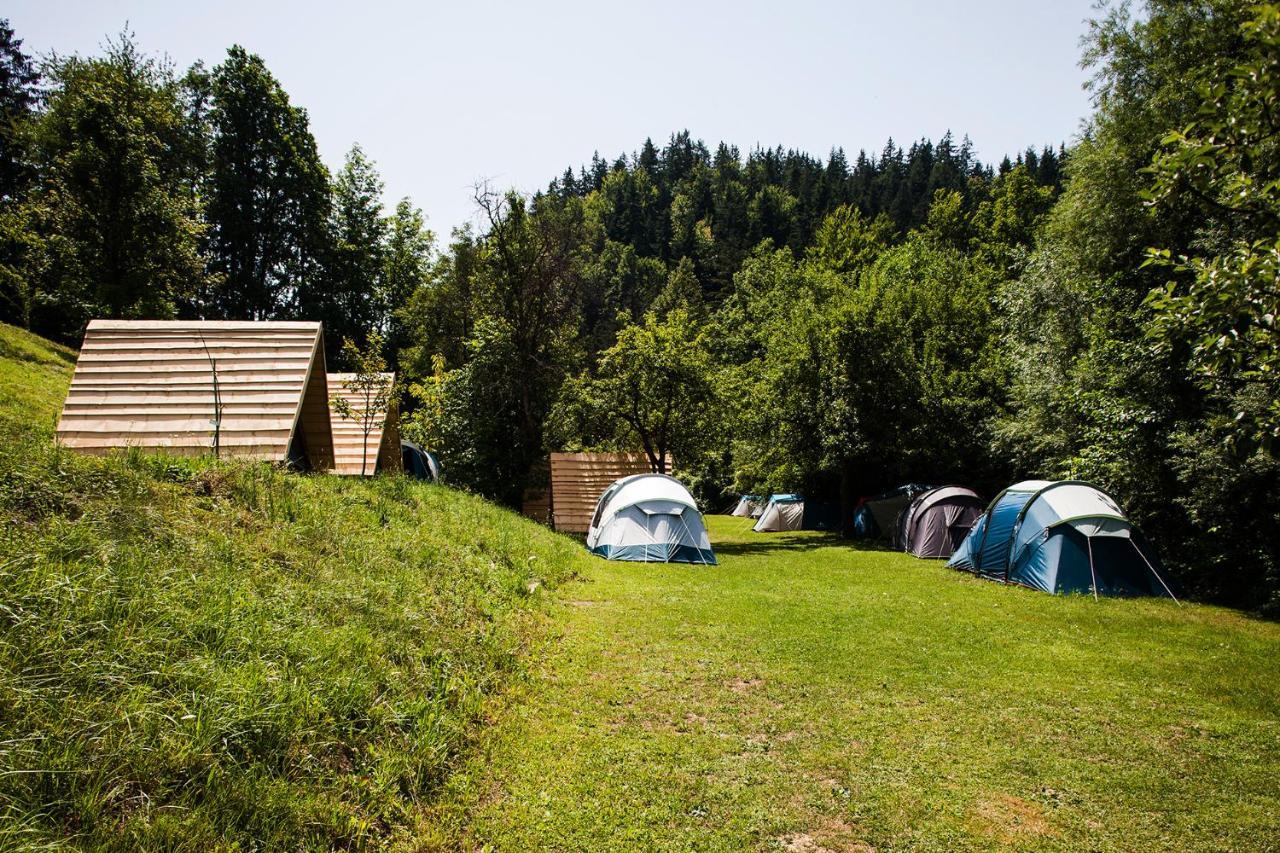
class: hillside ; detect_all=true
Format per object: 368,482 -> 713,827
0,322 -> 591,848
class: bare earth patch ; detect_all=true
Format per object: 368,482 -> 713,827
729,676 -> 764,692
971,793 -> 1053,843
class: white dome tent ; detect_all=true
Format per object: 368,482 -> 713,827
586,474 -> 717,564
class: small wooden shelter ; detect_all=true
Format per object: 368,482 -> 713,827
327,372 -> 402,476
55,320 -> 334,469
542,451 -> 671,533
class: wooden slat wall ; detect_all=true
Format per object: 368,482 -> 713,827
377,398 -> 403,474
297,338 -> 334,471
327,372 -> 395,476
56,320 -> 329,466
549,451 -> 671,533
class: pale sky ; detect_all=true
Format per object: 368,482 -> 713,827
7,0 -> 1099,238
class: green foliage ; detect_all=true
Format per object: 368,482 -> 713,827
307,145 -> 389,360
649,255 -> 704,319
1000,0 -> 1280,611
5,33 -> 208,342
552,308 -> 714,473
200,45 -> 331,321
401,190 -> 584,505
1143,3 -> 1280,452
0,18 -> 37,206
382,199 -> 434,367
832,234 -> 1005,488
807,204 -> 894,275
0,19 -> 39,327
717,246 -> 842,494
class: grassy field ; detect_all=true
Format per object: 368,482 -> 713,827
0,322 -> 593,849
435,518 -> 1280,850
3,319 -> 1278,850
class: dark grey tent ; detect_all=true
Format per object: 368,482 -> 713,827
895,486 -> 984,558
401,441 -> 441,481
852,484 -> 934,539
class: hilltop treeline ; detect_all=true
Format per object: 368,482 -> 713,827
1,1 -> 1277,612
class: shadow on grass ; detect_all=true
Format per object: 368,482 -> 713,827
712,531 -> 894,557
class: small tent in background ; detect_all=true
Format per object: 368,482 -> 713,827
948,480 -> 1175,598
852,484 -> 934,539
401,441 -> 442,481
327,372 -> 401,476
895,486 -> 984,558
753,494 -> 804,532
752,494 -> 841,532
730,495 -> 763,517
586,474 -> 716,564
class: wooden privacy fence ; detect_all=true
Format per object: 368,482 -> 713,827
540,451 -> 672,534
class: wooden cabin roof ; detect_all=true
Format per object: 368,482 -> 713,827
56,320 -> 333,469
327,372 -> 398,476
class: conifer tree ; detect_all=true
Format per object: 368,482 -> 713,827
202,46 -> 331,320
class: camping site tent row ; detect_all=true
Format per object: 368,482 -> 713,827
896,486 -> 984,559
586,474 -> 716,564
947,480 -> 1175,597
853,484 -> 934,539
730,495 -> 763,517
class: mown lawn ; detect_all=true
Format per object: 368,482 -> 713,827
434,516 -> 1280,850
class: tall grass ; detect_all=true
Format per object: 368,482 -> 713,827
0,322 -> 588,848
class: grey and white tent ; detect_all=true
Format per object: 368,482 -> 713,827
753,494 -> 805,532
731,495 -> 763,517
586,474 -> 716,564
895,486 -> 984,558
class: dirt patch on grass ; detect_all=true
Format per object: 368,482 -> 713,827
729,677 -> 764,692
777,833 -> 830,852
776,820 -> 873,852
971,793 -> 1053,843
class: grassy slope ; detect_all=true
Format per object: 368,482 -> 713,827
0,322 -> 592,849
438,518 -> 1280,850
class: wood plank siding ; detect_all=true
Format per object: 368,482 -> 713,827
56,320 -> 334,470
548,451 -> 671,533
326,372 -> 401,476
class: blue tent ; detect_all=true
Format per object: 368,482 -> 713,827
948,480 -> 1175,598
401,441 -> 442,481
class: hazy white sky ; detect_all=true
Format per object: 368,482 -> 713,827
7,0 -> 1099,237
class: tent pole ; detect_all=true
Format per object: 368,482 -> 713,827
1129,538 -> 1181,605
677,512 -> 710,566
1085,534 -> 1099,601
